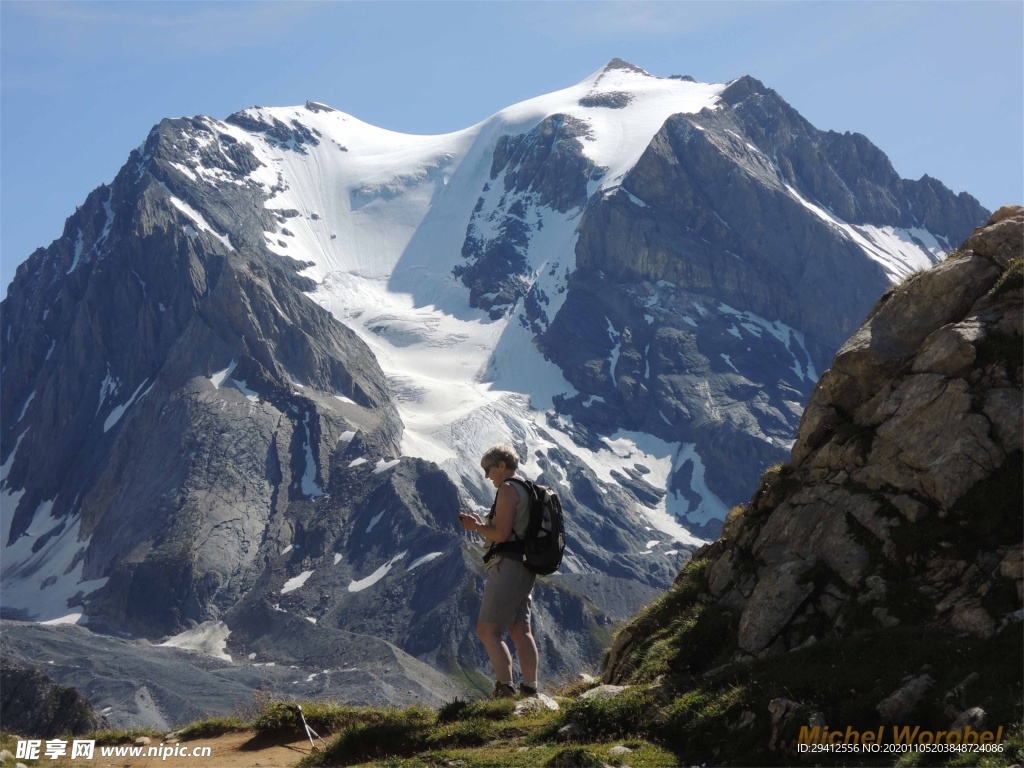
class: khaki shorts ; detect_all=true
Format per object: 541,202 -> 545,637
479,556 -> 536,626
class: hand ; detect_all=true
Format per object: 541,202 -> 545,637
459,513 -> 482,532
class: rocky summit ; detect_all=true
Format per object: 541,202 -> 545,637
0,60 -> 992,727
603,209 -> 1022,764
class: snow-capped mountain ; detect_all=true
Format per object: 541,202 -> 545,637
0,59 -> 988,713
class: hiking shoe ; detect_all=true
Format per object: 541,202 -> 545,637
493,681 -> 517,699
519,684 -> 539,698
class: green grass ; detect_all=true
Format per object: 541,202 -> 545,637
89,727 -> 165,745
557,686 -> 657,741
176,714 -> 250,740
988,257 -> 1023,298
253,699 -> 435,738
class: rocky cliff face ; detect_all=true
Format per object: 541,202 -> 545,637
602,209 -> 1022,764
531,76 -> 987,532
1,116 -> 402,640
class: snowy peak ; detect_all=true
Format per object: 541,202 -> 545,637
599,58 -> 652,77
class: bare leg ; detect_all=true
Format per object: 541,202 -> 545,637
507,620 -> 539,684
476,621 -> 513,683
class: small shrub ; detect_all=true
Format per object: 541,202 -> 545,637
256,700 -> 432,740
988,257 -> 1023,298
429,717 -> 493,748
560,687 -> 655,741
177,715 -> 249,739
658,685 -> 749,757
312,720 -> 426,766
945,247 -> 968,261
298,706 -> 436,766
437,697 -> 514,724
436,697 -> 471,723
722,504 -> 748,538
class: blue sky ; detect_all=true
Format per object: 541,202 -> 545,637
2,1 -> 1022,294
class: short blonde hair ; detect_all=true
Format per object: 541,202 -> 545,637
481,444 -> 518,471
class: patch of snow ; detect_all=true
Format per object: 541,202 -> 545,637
234,379 -> 259,400
0,495 -> 109,622
281,570 -> 314,594
347,551 -> 407,593
365,510 -> 386,533
348,457 -> 368,468
299,415 -> 325,497
158,620 -> 232,662
407,551 -> 443,571
104,380 -> 154,432
17,392 -> 35,423
161,184 -> 233,251
210,361 -> 237,388
718,303 -> 817,383
623,189 -> 647,207
41,613 -> 86,626
784,185 -> 944,280
606,318 -> 621,379
68,230 -> 84,273
668,444 -> 730,526
372,458 -> 401,474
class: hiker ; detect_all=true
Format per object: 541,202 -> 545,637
458,444 -> 540,699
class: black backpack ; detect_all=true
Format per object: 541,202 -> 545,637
483,478 -> 566,576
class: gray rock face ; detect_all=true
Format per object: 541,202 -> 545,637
455,114 -> 596,318
720,77 -> 986,246
533,82 -> 986,523
1,113 -> 401,640
737,561 -> 813,654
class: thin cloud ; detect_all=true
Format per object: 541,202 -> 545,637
6,1 -> 327,56
519,1 -> 784,40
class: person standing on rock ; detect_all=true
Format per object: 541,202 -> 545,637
459,444 -> 540,699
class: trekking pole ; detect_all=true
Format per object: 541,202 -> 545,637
295,704 -> 328,751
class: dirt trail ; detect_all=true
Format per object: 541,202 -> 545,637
61,731 -> 318,768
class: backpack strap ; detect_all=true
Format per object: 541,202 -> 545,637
483,478 -> 534,563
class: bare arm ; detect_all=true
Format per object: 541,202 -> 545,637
464,483 -> 518,543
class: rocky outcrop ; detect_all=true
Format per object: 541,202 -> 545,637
0,659 -> 100,737
606,205 -> 1021,677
